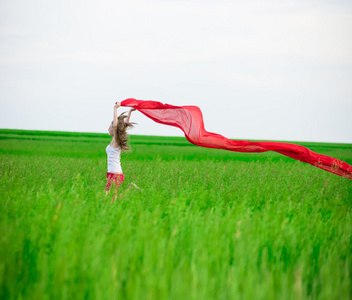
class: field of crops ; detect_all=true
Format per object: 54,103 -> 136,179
1,128 -> 351,300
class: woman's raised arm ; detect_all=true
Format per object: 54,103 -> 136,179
113,102 -> 120,127
126,108 -> 136,123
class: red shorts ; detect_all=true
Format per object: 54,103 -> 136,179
105,173 -> 124,191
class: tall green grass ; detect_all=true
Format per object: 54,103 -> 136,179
0,129 -> 351,299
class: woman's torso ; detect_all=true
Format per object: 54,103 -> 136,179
106,143 -> 122,173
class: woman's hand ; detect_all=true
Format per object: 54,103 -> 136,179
114,102 -> 120,109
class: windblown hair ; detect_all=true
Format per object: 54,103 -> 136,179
115,112 -> 136,152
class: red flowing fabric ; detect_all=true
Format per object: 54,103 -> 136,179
121,98 -> 352,179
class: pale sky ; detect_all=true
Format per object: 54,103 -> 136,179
1,0 -> 352,143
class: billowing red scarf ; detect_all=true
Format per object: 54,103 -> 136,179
121,98 -> 352,179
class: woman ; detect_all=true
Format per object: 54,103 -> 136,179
105,102 -> 136,196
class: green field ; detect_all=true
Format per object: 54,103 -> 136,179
1,129 -> 351,300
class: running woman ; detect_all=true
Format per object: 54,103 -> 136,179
105,102 -> 136,197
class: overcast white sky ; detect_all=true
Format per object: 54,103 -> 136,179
1,0 -> 351,143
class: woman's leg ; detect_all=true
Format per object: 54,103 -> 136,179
110,174 -> 124,202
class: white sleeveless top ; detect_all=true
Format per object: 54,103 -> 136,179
106,144 -> 123,173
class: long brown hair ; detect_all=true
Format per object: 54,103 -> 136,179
115,112 -> 136,152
